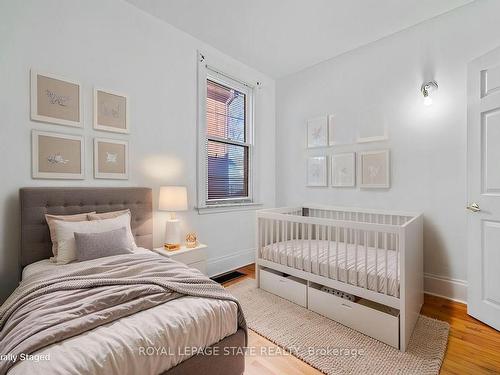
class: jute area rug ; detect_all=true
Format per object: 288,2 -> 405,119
228,279 -> 449,375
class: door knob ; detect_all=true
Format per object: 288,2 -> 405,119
466,203 -> 481,212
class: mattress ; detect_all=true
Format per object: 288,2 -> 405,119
261,240 -> 400,296
12,250 -> 238,375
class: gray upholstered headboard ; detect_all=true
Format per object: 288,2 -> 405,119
20,187 -> 153,268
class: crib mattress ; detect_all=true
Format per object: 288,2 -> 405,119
261,239 -> 399,296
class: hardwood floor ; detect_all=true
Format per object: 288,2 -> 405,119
223,264 -> 500,375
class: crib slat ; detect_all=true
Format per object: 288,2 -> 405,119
395,234 -> 399,298
261,219 -> 264,249
316,224 -> 320,275
327,225 -> 331,279
308,224 -> 312,273
296,221 -> 299,269
264,218 -> 268,251
344,227 -> 348,283
284,220 -> 288,267
274,220 -> 281,264
277,220 -> 281,264
271,220 -> 275,261
295,222 -> 299,269
301,222 -> 305,270
335,226 -> 339,280
349,215 -> 353,242
364,231 -> 368,290
297,222 -> 300,269
385,231 -> 389,295
385,215 -> 389,251
259,219 -> 263,258
271,220 -> 274,262
375,230 -> 379,292
354,229 -> 358,287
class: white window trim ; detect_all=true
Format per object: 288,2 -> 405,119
196,52 -> 261,214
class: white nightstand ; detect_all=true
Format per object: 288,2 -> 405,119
153,244 -> 208,275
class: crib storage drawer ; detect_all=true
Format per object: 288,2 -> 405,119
260,268 -> 307,307
308,286 -> 399,348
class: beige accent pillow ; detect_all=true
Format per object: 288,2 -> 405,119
45,212 -> 95,257
53,213 -> 137,264
87,209 -> 131,220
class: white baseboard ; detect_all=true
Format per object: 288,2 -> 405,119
424,273 -> 467,304
207,248 -> 255,277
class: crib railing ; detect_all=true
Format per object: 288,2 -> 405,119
305,205 -> 413,226
257,206 -> 418,299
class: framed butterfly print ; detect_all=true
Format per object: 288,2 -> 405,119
94,88 -> 129,133
30,70 -> 82,128
307,115 -> 328,148
94,138 -> 129,179
32,130 -> 84,179
359,149 -> 390,189
307,156 -> 328,187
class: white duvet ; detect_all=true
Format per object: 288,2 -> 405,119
10,250 -> 238,375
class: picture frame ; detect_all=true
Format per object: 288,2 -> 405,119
94,88 -> 129,134
94,138 -> 129,179
331,152 -> 356,187
30,70 -> 82,128
32,130 -> 84,179
307,115 -> 328,148
359,149 -> 390,188
356,108 -> 388,143
328,114 -> 356,146
307,156 -> 328,187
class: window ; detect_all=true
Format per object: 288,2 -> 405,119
198,61 -> 255,210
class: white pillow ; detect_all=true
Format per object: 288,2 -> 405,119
53,213 -> 137,264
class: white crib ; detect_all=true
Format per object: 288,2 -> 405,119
256,204 -> 423,351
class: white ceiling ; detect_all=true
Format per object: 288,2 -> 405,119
126,0 -> 474,78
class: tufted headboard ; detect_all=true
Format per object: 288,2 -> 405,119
19,187 -> 153,268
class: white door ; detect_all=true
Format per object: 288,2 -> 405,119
467,46 -> 500,330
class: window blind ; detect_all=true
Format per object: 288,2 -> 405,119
206,79 -> 249,201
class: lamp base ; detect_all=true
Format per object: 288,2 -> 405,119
165,218 -> 181,251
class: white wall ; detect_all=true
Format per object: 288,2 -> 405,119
0,0 -> 275,302
276,0 -> 500,289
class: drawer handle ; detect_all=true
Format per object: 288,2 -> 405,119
341,303 -> 352,309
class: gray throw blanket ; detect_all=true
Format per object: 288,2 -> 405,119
0,253 -> 247,375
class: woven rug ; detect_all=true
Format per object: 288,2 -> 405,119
228,279 -> 449,375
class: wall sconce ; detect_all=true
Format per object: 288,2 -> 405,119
421,81 -> 438,106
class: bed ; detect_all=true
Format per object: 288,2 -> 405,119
256,205 -> 423,351
2,187 -> 246,375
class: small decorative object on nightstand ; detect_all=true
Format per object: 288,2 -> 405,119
153,243 -> 208,275
158,186 -> 188,251
185,232 -> 198,248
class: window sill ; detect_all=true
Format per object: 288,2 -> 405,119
196,202 -> 263,215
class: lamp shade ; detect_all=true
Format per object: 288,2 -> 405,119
159,186 -> 188,212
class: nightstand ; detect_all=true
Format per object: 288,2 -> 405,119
153,244 -> 208,275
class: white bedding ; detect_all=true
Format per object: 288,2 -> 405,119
12,250 -> 238,375
261,240 -> 400,296
21,247 -> 152,279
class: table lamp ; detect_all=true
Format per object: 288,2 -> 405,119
159,186 -> 188,250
